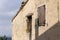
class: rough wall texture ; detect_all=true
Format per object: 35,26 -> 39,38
12,0 -> 60,40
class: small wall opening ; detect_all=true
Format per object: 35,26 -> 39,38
26,15 -> 32,40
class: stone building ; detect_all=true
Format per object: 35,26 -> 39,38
12,0 -> 60,40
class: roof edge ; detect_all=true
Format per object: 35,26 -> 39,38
12,0 -> 29,22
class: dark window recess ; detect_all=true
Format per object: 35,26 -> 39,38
26,16 -> 32,33
26,15 -> 32,40
37,5 -> 45,26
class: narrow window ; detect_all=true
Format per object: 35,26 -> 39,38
26,16 -> 32,33
37,5 -> 45,26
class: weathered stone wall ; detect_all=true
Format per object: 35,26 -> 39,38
12,0 -> 36,40
59,0 -> 60,21
12,0 -> 60,40
35,0 -> 60,40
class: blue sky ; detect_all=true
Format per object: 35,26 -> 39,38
0,0 -> 25,37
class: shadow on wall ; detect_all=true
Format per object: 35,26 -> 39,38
35,19 -> 60,40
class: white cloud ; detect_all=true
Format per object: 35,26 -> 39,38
0,0 -> 21,12
0,26 -> 12,37
22,0 -> 27,2
0,10 -> 18,37
0,0 -> 21,37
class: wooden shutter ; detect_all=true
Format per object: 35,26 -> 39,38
37,5 -> 45,26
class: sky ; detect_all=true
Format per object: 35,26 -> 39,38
0,0 -> 23,37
